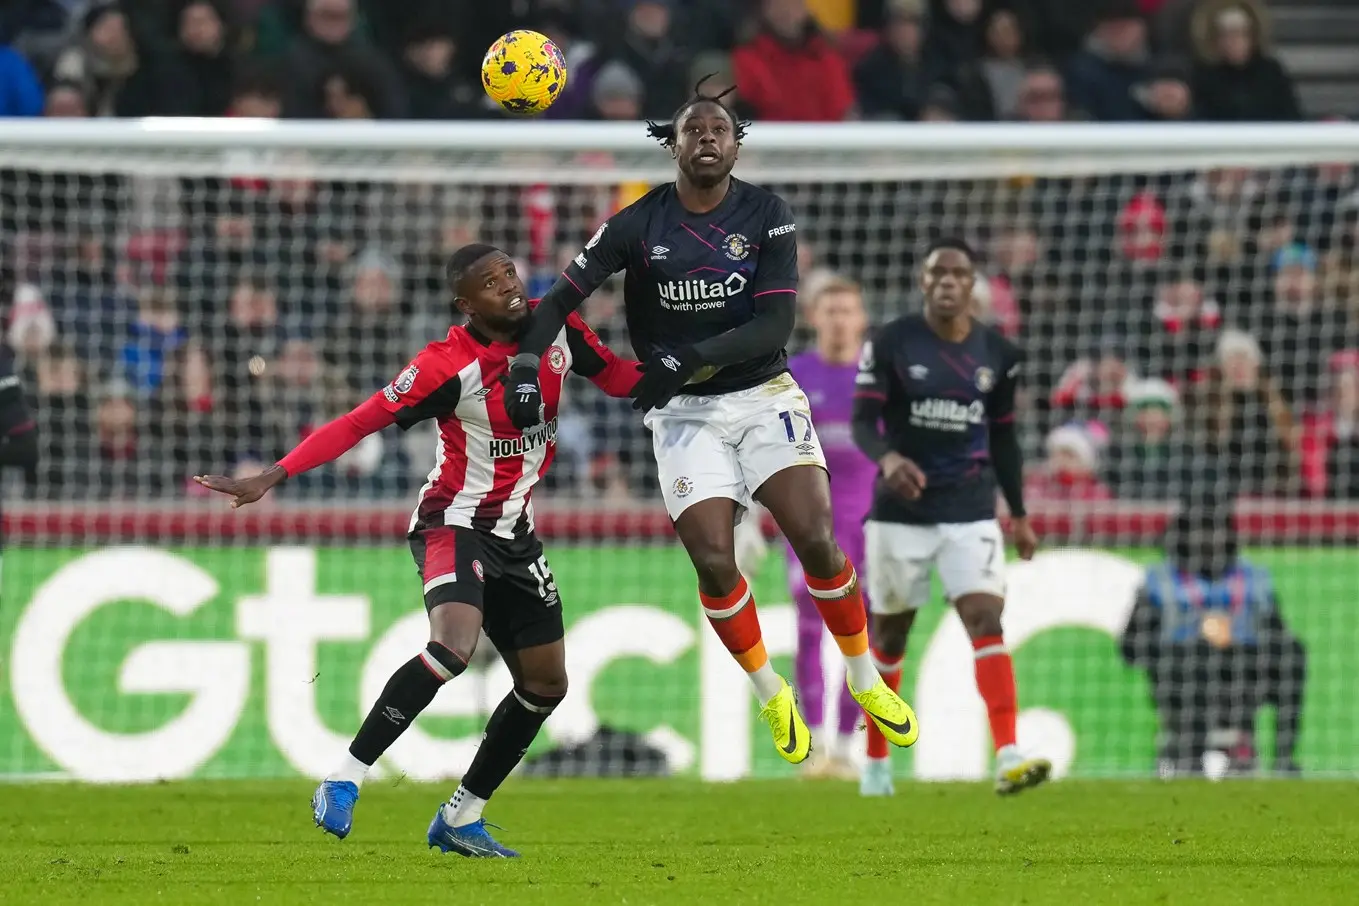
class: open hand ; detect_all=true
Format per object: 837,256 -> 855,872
193,465 -> 286,508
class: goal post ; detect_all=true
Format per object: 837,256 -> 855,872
1,120 -> 1357,782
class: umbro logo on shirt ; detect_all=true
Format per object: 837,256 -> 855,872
661,355 -> 681,372
650,246 -> 669,259
909,365 -> 930,380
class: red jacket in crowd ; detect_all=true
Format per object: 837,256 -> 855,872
731,30 -> 854,122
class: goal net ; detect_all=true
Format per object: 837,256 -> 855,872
2,120 -> 1357,782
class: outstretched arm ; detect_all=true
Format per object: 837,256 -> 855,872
195,397 -> 397,506
198,350 -> 459,506
564,313 -> 643,398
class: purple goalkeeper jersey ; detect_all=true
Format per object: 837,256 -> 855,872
790,350 -> 876,533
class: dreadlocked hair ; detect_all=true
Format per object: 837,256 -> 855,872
645,74 -> 749,150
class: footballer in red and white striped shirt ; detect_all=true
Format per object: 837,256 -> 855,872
195,244 -> 640,856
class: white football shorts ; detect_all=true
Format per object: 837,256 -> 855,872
644,372 -> 828,520
864,519 -> 1007,613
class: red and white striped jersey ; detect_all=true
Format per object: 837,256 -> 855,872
373,310 -> 640,539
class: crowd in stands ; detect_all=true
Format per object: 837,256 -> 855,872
3,0 -> 1356,510
0,0 -> 1309,124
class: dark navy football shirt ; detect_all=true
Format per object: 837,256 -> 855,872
855,313 -> 1023,525
560,177 -> 799,395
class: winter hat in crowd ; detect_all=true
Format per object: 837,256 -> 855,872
1272,242 -> 1317,273
1127,377 -> 1180,413
1216,327 -> 1262,365
83,0 -> 124,32
7,283 -> 56,351
1046,423 -> 1100,472
592,60 -> 644,103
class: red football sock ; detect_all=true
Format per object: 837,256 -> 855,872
699,577 -> 769,673
866,649 -> 902,760
973,634 -> 1017,751
805,559 -> 869,658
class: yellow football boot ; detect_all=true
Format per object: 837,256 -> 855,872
850,677 -> 920,748
758,679 -> 812,764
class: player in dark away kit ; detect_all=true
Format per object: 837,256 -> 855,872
502,79 -> 919,765
852,238 -> 1048,796
196,245 -> 641,857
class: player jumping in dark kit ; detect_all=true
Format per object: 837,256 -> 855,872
502,78 -> 919,765
196,245 -> 641,856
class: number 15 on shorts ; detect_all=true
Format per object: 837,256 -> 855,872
528,555 -> 560,606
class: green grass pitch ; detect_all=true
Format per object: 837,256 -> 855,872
3,779 -> 1357,905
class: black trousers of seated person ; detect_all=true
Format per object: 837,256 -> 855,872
1149,637 -> 1307,773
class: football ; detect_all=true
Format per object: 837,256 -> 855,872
481,30 -> 568,115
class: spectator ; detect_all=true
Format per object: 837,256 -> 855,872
1065,1 -> 1150,122
1190,328 -> 1298,497
1257,243 -> 1355,407
589,60 -> 644,121
215,275 -> 284,440
120,287 -> 186,395
1105,377 -> 1194,500
1024,423 -> 1114,502
176,0 -> 236,117
7,284 -> 57,369
1190,2 -> 1300,122
854,0 -> 925,121
396,19 -> 485,120
319,47 -> 395,119
1125,274 -> 1221,387
149,339 -> 237,488
1134,57 -> 1193,121
281,0 -> 403,118
731,0 -> 855,122
921,0 -> 982,90
256,337 -> 340,471
32,342 -> 90,499
1121,506 -> 1306,777
1050,345 -> 1133,419
0,44 -> 44,116
44,80 -> 89,117
225,63 -> 283,117
91,379 -> 147,499
1323,351 -> 1359,499
976,7 -> 1028,120
602,0 -> 690,121
1013,63 -> 1071,123
51,1 -> 192,117
326,247 -> 410,392
1117,191 -> 1168,262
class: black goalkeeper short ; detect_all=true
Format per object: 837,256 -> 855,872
408,524 -> 564,652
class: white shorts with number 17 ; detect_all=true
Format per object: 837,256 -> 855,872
644,373 -> 828,520
864,519 -> 1007,613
